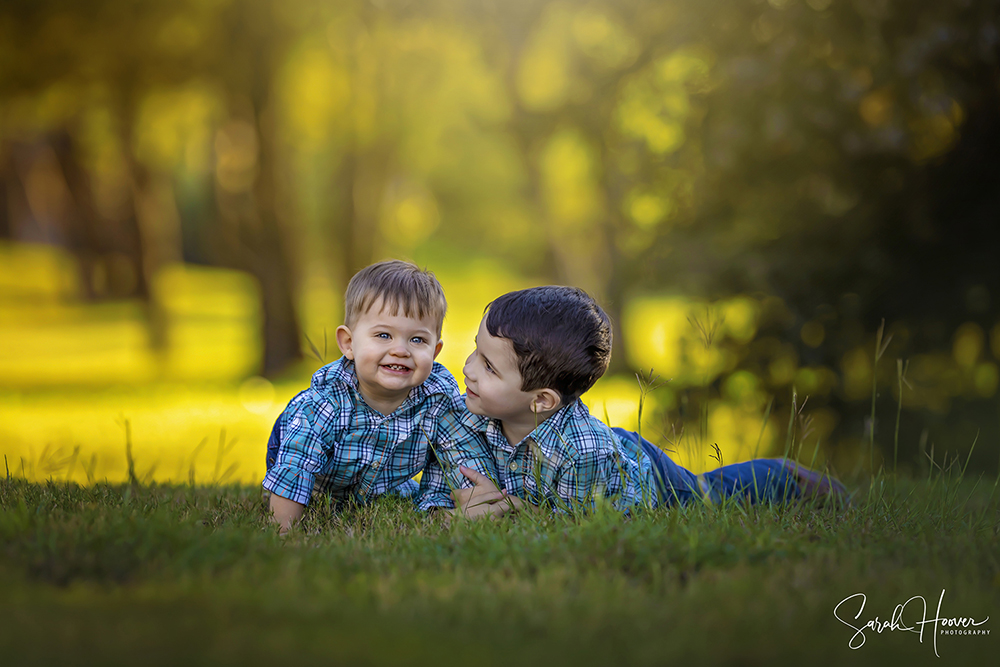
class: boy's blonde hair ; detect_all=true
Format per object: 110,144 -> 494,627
344,260 -> 447,335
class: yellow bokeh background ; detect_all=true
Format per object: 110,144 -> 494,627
0,241 -> 795,484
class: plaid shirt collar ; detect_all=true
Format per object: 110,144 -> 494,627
315,357 -> 454,411
460,398 -> 587,459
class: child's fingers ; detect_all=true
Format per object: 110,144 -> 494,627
451,487 -> 474,503
494,496 -> 522,515
467,490 -> 507,507
459,465 -> 489,484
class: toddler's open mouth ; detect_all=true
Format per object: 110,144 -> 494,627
381,364 -> 412,373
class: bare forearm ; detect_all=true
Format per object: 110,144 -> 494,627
269,493 -> 305,535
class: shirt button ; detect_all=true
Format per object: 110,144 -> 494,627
509,462 -> 518,472
373,461 -> 381,469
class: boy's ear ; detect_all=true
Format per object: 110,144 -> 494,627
530,388 -> 562,414
335,325 -> 355,360
433,339 -> 443,359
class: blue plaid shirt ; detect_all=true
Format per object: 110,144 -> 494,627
263,357 -> 474,506
417,398 -> 658,512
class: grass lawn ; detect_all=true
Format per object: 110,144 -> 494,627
1,470 -> 997,666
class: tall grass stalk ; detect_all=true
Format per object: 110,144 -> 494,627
189,437 -> 208,486
303,329 -> 329,363
782,387 -> 797,460
123,419 -> 137,486
688,307 -> 723,453
894,359 -> 910,474
752,397 -> 773,460
214,428 -> 240,484
65,444 -> 80,482
635,369 -> 665,510
869,319 -> 892,475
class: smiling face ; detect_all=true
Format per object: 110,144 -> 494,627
463,317 -> 559,434
336,298 -> 443,415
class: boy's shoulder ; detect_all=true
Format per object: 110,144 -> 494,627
308,356 -> 356,394
420,361 -> 462,399
272,358 -> 354,425
537,399 -> 619,460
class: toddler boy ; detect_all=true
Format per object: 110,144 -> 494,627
418,286 -> 849,517
263,259 -> 484,532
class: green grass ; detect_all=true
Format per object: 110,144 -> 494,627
1,469 -> 997,666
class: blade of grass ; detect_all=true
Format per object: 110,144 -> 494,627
753,397 -> 773,460
782,387 -> 796,460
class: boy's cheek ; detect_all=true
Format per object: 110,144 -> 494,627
464,396 -> 486,415
413,369 -> 434,387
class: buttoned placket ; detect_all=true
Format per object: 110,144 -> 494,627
484,422 -> 516,494
356,394 -> 401,499
512,420 -> 565,504
502,431 -> 536,498
512,436 -> 544,500
358,413 -> 388,499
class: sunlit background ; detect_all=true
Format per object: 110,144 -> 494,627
2,0 -> 998,486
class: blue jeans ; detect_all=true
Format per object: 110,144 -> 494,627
612,428 -> 800,507
265,414 -> 282,471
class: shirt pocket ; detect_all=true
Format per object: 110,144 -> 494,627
322,441 -> 373,491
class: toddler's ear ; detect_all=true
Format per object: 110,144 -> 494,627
335,325 -> 355,359
433,339 -> 443,359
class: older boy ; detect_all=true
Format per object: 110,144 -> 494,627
263,260 -> 489,533
417,286 -> 848,517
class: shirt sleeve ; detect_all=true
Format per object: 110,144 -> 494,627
414,399 -> 500,511
261,390 -> 335,506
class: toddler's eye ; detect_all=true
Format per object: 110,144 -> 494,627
484,360 -> 495,374
410,336 -> 426,345
375,332 -> 390,339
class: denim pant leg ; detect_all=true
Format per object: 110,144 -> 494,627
612,428 -> 702,507
265,415 -> 282,472
699,459 -> 800,504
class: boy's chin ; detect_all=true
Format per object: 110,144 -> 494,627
363,372 -> 428,395
464,396 -> 487,415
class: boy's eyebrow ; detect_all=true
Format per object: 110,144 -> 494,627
478,349 -> 499,374
480,351 -> 497,373
372,321 -> 434,335
473,335 -> 501,373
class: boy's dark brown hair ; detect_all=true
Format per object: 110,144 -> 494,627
345,260 -> 447,335
485,286 -> 612,404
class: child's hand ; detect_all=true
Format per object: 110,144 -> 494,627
458,465 -> 501,493
451,465 -> 513,520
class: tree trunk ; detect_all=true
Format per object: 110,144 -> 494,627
249,62 -> 302,377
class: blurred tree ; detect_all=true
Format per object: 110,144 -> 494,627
0,1 -> 208,344
450,0 -> 712,371
457,0 -> 1000,378
205,0 -> 302,376
0,0 -> 304,373
1,0 -> 998,414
